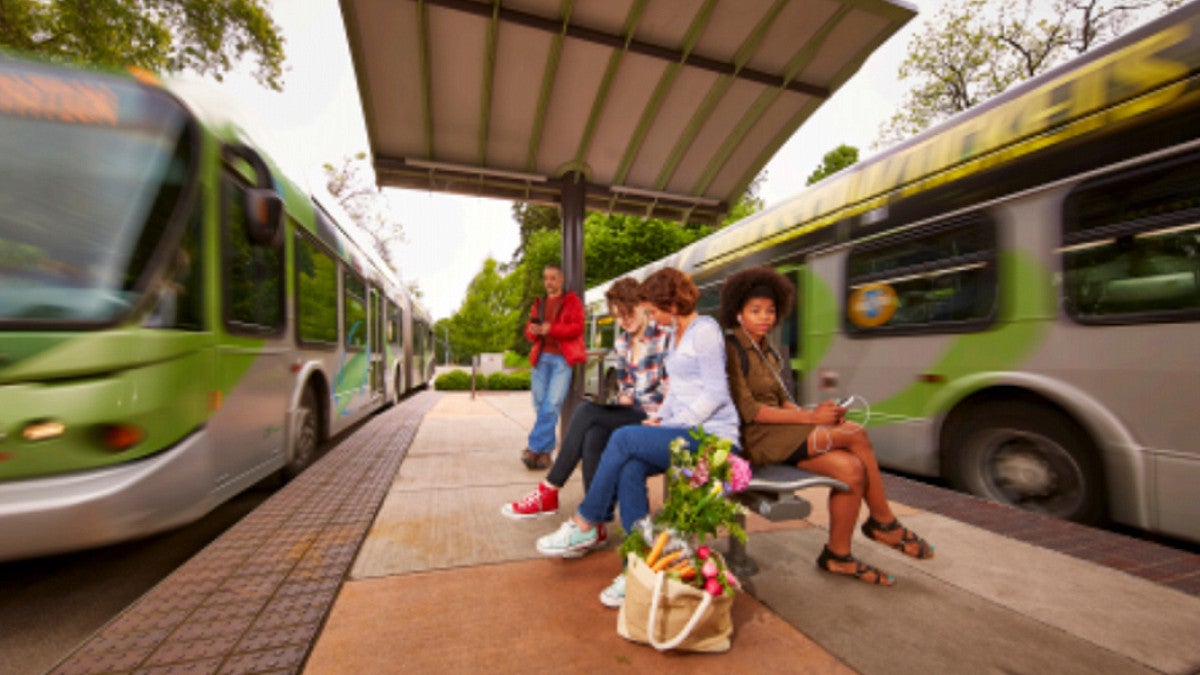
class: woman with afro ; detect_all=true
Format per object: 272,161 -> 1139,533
719,265 -> 934,586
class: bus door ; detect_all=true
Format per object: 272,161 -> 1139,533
214,160 -> 292,486
369,287 -> 385,399
777,264 -> 807,401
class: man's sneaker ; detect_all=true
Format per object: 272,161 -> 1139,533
500,483 -> 559,519
536,520 -> 598,558
561,521 -> 608,559
600,573 -> 626,608
520,449 -> 538,469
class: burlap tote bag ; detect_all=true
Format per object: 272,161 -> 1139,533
617,553 -> 734,652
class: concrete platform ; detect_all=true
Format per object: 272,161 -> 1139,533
49,391 -> 1200,674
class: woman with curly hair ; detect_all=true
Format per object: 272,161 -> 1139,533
720,265 -> 934,586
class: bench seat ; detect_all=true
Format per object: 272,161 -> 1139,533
726,464 -> 849,578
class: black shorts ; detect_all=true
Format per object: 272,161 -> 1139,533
783,441 -> 809,464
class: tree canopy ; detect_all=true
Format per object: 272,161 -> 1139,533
442,258 -> 523,360
876,0 -> 1183,147
806,145 -> 859,186
438,176 -> 766,359
323,153 -> 406,276
0,0 -> 286,90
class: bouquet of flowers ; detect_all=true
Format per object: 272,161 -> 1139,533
620,427 -> 752,597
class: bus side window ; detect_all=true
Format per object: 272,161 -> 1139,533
222,177 -> 284,333
343,271 -> 367,351
1061,152 -> 1200,323
295,231 -> 338,345
844,214 -> 998,334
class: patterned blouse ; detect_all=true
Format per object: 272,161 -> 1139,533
615,321 -> 671,416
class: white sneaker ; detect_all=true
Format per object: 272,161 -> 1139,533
599,573 -> 626,608
536,520 -> 598,558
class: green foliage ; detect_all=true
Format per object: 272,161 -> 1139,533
502,351 -> 526,368
0,0 -> 286,90
486,370 -> 531,390
877,0 -> 1182,148
656,429 -> 751,543
444,258 -> 523,358
433,369 -> 487,391
807,145 -> 859,186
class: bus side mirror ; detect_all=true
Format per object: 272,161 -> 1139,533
225,143 -> 285,248
244,188 -> 284,247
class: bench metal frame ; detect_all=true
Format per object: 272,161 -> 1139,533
726,464 -> 849,578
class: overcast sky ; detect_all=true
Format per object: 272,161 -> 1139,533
212,0 -> 939,320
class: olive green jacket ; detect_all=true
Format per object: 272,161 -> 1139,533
725,329 -> 813,465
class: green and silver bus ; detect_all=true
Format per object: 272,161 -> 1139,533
586,2 -> 1200,543
0,54 -> 433,561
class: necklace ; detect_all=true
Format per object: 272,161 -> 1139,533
741,327 -> 794,404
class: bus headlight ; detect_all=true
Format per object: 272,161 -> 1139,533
21,420 -> 65,442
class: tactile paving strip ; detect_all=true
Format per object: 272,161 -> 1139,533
48,391 -> 440,675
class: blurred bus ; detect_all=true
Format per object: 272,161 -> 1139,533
0,53 -> 433,561
585,2 -> 1200,543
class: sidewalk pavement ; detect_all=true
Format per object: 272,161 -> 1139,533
305,392 -> 1200,675
47,390 -> 1200,674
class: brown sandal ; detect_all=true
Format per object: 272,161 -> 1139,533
861,517 -> 935,559
816,545 -> 894,586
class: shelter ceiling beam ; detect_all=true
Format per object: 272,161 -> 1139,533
420,0 -> 831,99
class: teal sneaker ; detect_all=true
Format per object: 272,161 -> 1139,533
599,573 -> 625,608
536,519 -> 598,557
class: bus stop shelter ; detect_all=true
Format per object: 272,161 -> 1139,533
338,0 -> 915,417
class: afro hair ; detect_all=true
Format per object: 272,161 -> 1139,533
718,266 -> 795,329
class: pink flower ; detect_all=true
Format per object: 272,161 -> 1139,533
696,546 -> 711,560
723,570 -> 741,589
728,454 -> 752,492
705,578 -> 723,596
689,459 -> 710,488
701,560 -> 719,579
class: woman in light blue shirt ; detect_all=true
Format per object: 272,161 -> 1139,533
535,267 -> 739,606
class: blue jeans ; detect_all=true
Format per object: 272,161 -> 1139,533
577,425 -> 699,533
527,353 -> 572,453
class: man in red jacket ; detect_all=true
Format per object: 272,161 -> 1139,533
523,264 -> 587,469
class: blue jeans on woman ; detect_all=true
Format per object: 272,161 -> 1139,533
576,425 -> 700,533
527,352 -> 573,454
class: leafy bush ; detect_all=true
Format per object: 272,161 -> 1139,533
503,351 -> 527,369
487,370 -> 531,390
434,370 -> 487,391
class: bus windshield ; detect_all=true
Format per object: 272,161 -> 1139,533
0,59 -> 194,325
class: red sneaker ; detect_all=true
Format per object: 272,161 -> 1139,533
501,483 -> 559,519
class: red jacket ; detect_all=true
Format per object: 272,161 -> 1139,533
525,291 -> 586,366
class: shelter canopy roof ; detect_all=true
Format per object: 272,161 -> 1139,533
340,0 -> 915,224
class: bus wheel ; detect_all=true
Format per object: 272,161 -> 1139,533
946,401 -> 1104,524
285,386 -> 321,480
603,369 -> 619,403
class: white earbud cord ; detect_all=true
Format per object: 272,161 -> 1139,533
739,328 -> 871,455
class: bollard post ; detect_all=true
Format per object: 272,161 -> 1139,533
471,355 -> 478,400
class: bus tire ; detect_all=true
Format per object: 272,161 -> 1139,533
284,386 -> 322,480
945,400 -> 1104,524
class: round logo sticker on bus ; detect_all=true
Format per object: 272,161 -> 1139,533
848,283 -> 898,327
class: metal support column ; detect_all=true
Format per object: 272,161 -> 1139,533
559,173 -> 586,437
